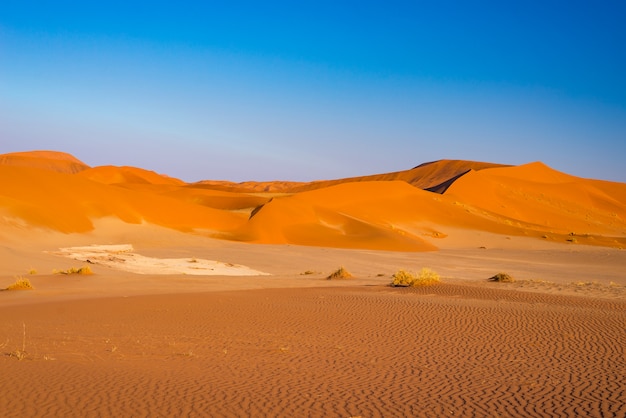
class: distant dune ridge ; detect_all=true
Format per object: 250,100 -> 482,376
1,150 -> 625,250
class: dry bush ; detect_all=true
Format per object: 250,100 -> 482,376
327,266 -> 353,280
56,266 -> 93,275
488,273 -> 515,283
6,276 -> 34,291
391,268 -> 440,287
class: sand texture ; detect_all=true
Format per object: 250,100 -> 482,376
1,150 -> 626,417
1,285 -> 624,417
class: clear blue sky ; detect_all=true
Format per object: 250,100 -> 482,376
1,1 -> 625,182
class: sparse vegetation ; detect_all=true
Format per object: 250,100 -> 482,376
573,281 -> 599,287
6,276 -> 34,290
301,270 -> 315,275
28,268 -> 37,275
391,268 -> 440,287
8,323 -> 27,360
488,273 -> 515,283
327,266 -> 353,280
55,266 -> 93,275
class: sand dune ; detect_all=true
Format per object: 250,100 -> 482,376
0,150 -> 89,174
445,162 -> 626,245
195,159 -> 506,193
78,165 -> 185,186
1,150 -> 625,251
0,164 -> 245,234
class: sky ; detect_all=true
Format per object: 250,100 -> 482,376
1,1 -> 625,182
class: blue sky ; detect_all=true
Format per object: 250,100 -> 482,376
1,1 -> 625,182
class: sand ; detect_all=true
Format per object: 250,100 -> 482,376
50,244 -> 269,276
1,285 -> 624,417
1,151 -> 625,416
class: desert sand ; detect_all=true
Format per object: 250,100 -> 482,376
1,151 -> 625,417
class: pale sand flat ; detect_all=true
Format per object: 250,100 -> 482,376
49,244 -> 269,276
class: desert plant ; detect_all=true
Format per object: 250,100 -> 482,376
327,266 -> 353,280
27,268 -> 37,275
56,266 -> 93,275
6,277 -> 34,290
8,323 -> 27,360
391,268 -> 440,287
488,273 -> 515,283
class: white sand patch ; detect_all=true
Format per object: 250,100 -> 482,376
50,244 -> 269,276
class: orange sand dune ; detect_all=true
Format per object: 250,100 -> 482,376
194,179 -> 305,193
195,159 -> 506,193
0,165 -> 245,234
238,179 -> 577,249
1,151 -> 624,251
78,165 -> 185,186
163,185 -> 271,212
445,162 -> 626,243
0,150 -> 89,174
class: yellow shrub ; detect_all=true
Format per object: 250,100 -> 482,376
327,266 -> 353,280
6,277 -> 34,290
391,268 -> 440,287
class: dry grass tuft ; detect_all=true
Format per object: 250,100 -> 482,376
27,268 -> 37,275
327,266 -> 353,280
391,268 -> 440,287
6,276 -> 34,290
489,273 -> 515,283
8,323 -> 28,360
55,266 -> 93,275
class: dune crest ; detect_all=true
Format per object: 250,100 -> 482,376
79,165 -> 185,186
0,150 -> 90,174
195,159 -> 506,193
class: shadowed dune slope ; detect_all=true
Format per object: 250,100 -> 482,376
237,181 -> 541,250
0,150 -> 90,174
164,186 -> 270,212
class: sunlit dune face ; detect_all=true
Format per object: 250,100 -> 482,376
1,151 -> 625,251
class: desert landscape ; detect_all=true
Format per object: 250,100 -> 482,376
0,150 -> 624,417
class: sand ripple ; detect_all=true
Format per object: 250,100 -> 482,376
1,285 -> 624,417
